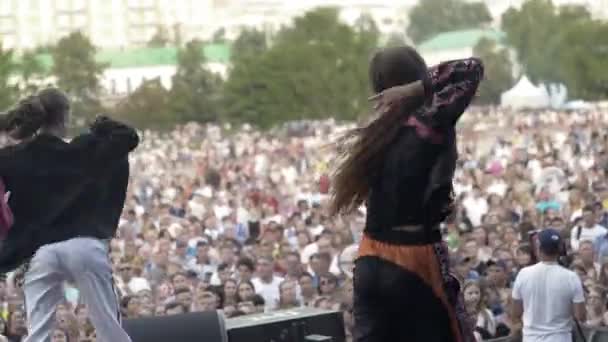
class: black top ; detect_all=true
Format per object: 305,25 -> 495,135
364,127 -> 447,245
364,58 -> 484,245
0,118 -> 139,272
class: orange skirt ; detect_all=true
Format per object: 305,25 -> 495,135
358,234 -> 468,342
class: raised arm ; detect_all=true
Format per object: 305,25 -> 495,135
368,58 -> 483,127
70,117 -> 139,175
425,57 -> 484,127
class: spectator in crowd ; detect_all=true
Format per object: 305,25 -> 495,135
463,280 -> 496,340
174,287 -> 192,310
194,291 -> 218,312
317,273 -> 338,298
50,328 -> 68,342
235,258 -> 255,284
277,280 -> 300,310
251,256 -> 283,311
512,229 -> 585,342
6,309 -> 26,342
0,317 -> 7,338
485,260 -> 510,315
578,240 -> 599,277
164,302 -> 187,316
236,281 -> 255,303
298,273 -> 316,307
222,279 -> 238,306
571,205 -> 607,251
283,252 -> 303,281
585,286 -> 605,328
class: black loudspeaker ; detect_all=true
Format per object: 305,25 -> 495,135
123,310 -> 228,342
226,308 -> 345,342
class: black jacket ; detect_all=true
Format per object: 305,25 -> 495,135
0,118 -> 139,272
364,58 -> 484,245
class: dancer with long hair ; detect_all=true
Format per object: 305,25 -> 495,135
330,46 -> 483,342
0,88 -> 138,342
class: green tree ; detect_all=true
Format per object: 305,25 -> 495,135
212,28 -> 227,43
501,0 -> 562,83
501,0 -> 607,99
472,38 -> 514,105
173,23 -> 183,46
0,47 -> 18,110
18,51 -> 46,94
407,0 -> 492,43
147,26 -> 171,48
222,7 -> 379,128
51,31 -> 107,120
34,45 -> 53,54
169,40 -> 222,123
231,28 -> 268,63
555,20 -> 608,99
113,78 -> 171,129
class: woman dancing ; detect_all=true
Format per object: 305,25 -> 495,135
330,46 -> 483,342
0,88 -> 138,342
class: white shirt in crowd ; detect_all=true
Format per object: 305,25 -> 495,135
462,195 -> 488,227
570,224 -> 607,251
476,308 -> 497,337
252,275 -> 284,311
512,262 -> 585,342
300,242 -> 341,275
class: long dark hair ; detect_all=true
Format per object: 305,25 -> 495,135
0,88 -> 70,140
329,46 -> 429,215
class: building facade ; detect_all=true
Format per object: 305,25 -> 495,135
0,0 -> 415,51
0,0 -> 218,51
0,0 -> 606,52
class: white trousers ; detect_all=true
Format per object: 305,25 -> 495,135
23,237 -> 131,342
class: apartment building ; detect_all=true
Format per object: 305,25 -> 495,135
0,0 -> 414,51
1,0 -> 604,52
0,0 -> 218,51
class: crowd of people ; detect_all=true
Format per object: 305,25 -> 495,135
0,106 -> 607,341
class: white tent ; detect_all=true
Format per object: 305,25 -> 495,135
562,100 -> 593,111
500,76 -> 550,109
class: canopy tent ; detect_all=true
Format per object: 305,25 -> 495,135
500,76 -> 550,109
562,100 -> 593,111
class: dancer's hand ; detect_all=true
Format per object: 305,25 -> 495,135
368,80 -> 425,114
92,114 -> 112,126
90,115 -> 118,135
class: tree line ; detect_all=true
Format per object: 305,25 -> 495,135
0,1 -> 606,130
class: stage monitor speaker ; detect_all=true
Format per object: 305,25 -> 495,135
123,310 -> 228,342
226,307 -> 345,342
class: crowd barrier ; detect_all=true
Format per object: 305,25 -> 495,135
486,326 -> 608,342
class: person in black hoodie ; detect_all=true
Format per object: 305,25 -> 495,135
0,88 -> 138,342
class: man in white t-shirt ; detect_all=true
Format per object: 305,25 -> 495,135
251,256 -> 283,312
462,186 -> 488,227
571,205 -> 607,251
512,229 -> 586,342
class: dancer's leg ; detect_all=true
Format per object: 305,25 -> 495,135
352,257 -> 390,342
354,255 -> 456,342
23,245 -> 66,342
60,237 -> 131,342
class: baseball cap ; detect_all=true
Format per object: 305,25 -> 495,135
538,228 -> 562,255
